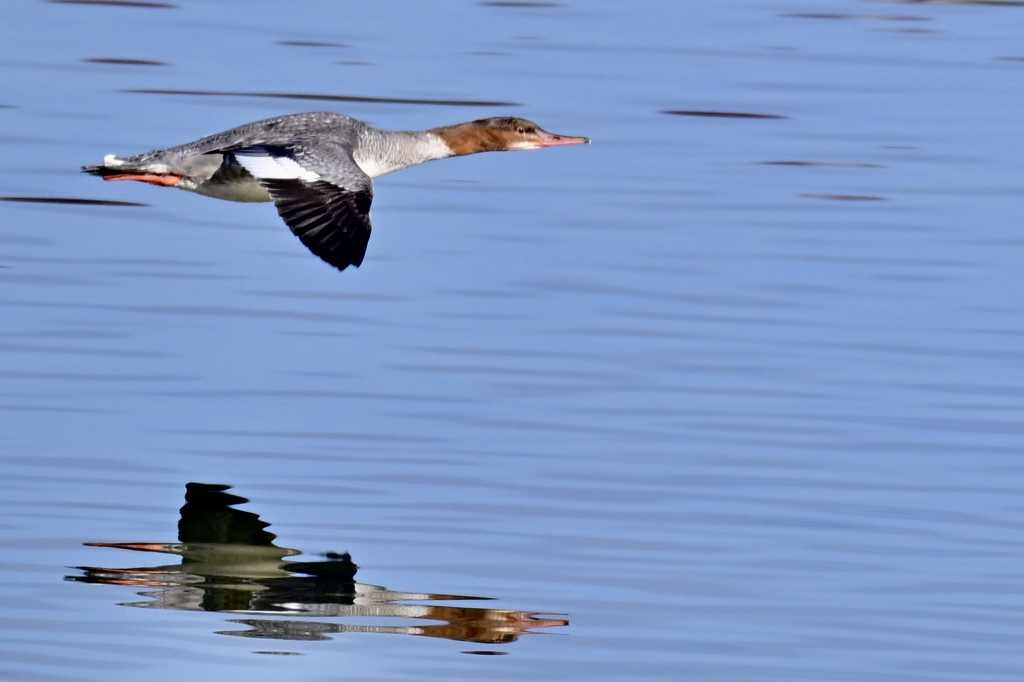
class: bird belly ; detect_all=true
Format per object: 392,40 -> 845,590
183,177 -> 272,203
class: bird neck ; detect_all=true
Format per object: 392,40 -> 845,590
353,129 -> 454,179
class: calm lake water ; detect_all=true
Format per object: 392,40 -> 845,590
2,0 -> 1024,680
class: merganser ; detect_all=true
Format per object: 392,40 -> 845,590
82,112 -> 590,271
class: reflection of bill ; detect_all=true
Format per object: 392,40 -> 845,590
68,483 -> 568,646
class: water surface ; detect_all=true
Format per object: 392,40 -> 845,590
2,1 -> 1024,680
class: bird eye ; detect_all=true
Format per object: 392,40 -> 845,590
517,127 -> 526,134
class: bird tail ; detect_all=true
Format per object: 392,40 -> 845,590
82,154 -> 133,176
82,155 -> 183,186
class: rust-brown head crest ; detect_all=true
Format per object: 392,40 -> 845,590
433,117 -> 590,156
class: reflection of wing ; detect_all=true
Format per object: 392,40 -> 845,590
179,482 -> 275,546
230,144 -> 374,271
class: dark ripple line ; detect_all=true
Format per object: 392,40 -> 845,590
0,299 -> 365,323
802,193 -> 886,201
782,13 -> 930,21
0,403 -> 106,414
172,428 -> 439,443
0,369 -> 187,382
663,110 -> 787,120
277,40 -> 348,48
84,57 -> 168,66
760,160 -> 885,168
125,89 -> 518,107
49,0 -> 175,7
1,196 -> 147,207
479,2 -> 564,7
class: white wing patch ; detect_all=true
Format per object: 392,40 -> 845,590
234,152 -> 322,182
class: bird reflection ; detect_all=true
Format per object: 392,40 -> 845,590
68,482 -> 567,645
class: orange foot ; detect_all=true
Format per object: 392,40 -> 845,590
103,173 -> 183,187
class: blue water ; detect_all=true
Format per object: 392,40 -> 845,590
2,1 -> 1024,680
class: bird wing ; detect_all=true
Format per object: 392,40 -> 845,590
229,143 -> 374,272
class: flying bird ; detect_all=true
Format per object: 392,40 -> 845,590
82,112 -> 589,271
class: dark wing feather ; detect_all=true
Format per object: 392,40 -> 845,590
225,144 -> 375,272
259,178 -> 373,272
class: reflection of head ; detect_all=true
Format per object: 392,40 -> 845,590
178,482 -> 276,546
